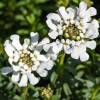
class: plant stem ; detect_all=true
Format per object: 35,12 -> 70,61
22,87 -> 28,100
90,82 -> 100,100
57,51 -> 66,79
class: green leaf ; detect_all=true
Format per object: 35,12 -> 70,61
64,66 -> 77,75
17,29 -> 29,35
6,82 -> 13,90
0,2 -> 5,8
35,0 -> 48,4
51,94 -> 61,100
72,0 -> 79,4
15,1 -> 26,7
76,64 -> 87,70
20,93 -> 26,100
28,83 -> 36,91
8,95 -> 20,100
50,72 -> 58,85
32,91 -> 39,98
85,75 -> 96,83
26,14 -> 35,24
15,15 -> 25,21
63,83 -> 72,96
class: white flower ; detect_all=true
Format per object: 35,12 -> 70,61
46,1 -> 99,61
2,32 -> 54,87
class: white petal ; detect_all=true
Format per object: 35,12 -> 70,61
1,67 -> 13,75
8,58 -> 13,65
24,64 -> 28,70
46,19 -> 57,30
47,13 -> 61,22
59,6 -> 68,20
47,53 -> 57,60
47,47 -> 57,60
10,35 -> 19,41
79,47 -> 89,61
4,40 -> 11,47
37,38 -> 50,46
85,41 -> 96,50
37,69 -> 48,77
91,19 -> 99,28
32,65 -> 38,71
12,40 -> 22,51
43,42 -> 56,52
86,7 -> 97,16
13,52 -> 19,62
80,33 -> 84,38
18,74 -> 28,87
36,38 -> 50,52
82,16 -> 91,22
85,28 -> 99,39
12,65 -> 20,72
59,30 -> 63,35
52,44 -> 62,54
30,32 -> 39,45
19,62 -> 24,66
23,38 -> 30,49
11,71 -> 20,82
4,47 -> 13,57
45,60 -> 54,70
48,31 -> 59,39
64,45 -> 72,54
79,1 -> 87,18
37,55 -> 48,61
27,73 -> 39,85
71,47 -> 79,59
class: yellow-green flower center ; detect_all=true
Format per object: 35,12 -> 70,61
19,51 -> 34,68
62,24 -> 83,41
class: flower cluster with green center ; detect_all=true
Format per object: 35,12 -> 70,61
1,32 -> 54,87
62,24 -> 82,41
44,1 -> 99,61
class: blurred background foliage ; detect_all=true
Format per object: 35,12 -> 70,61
0,0 -> 100,100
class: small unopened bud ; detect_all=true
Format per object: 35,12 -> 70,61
79,23 -> 83,27
65,33 -> 69,38
27,51 -> 30,54
76,36 -> 81,40
46,94 -> 50,99
66,24 -> 69,27
19,59 -> 22,62
65,29 -> 68,33
20,54 -> 24,57
79,29 -> 82,33
72,36 -> 76,39
62,25 -> 66,30
48,87 -> 51,91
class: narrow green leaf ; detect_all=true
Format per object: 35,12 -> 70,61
17,29 -> 29,35
0,2 -> 5,8
8,95 -> 20,100
20,93 -> 26,100
50,72 -> 58,85
51,94 -> 61,100
63,83 -> 72,96
85,75 -> 96,83
64,66 -> 77,75
72,0 -> 79,4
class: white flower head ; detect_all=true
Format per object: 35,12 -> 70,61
2,32 -> 54,87
45,1 -> 99,61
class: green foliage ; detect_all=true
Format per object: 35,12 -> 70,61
0,0 -> 100,100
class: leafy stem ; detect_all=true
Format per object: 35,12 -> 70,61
57,51 -> 66,79
22,86 -> 28,100
90,82 -> 100,100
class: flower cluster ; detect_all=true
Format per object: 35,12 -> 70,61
1,32 -> 54,87
45,1 -> 99,61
